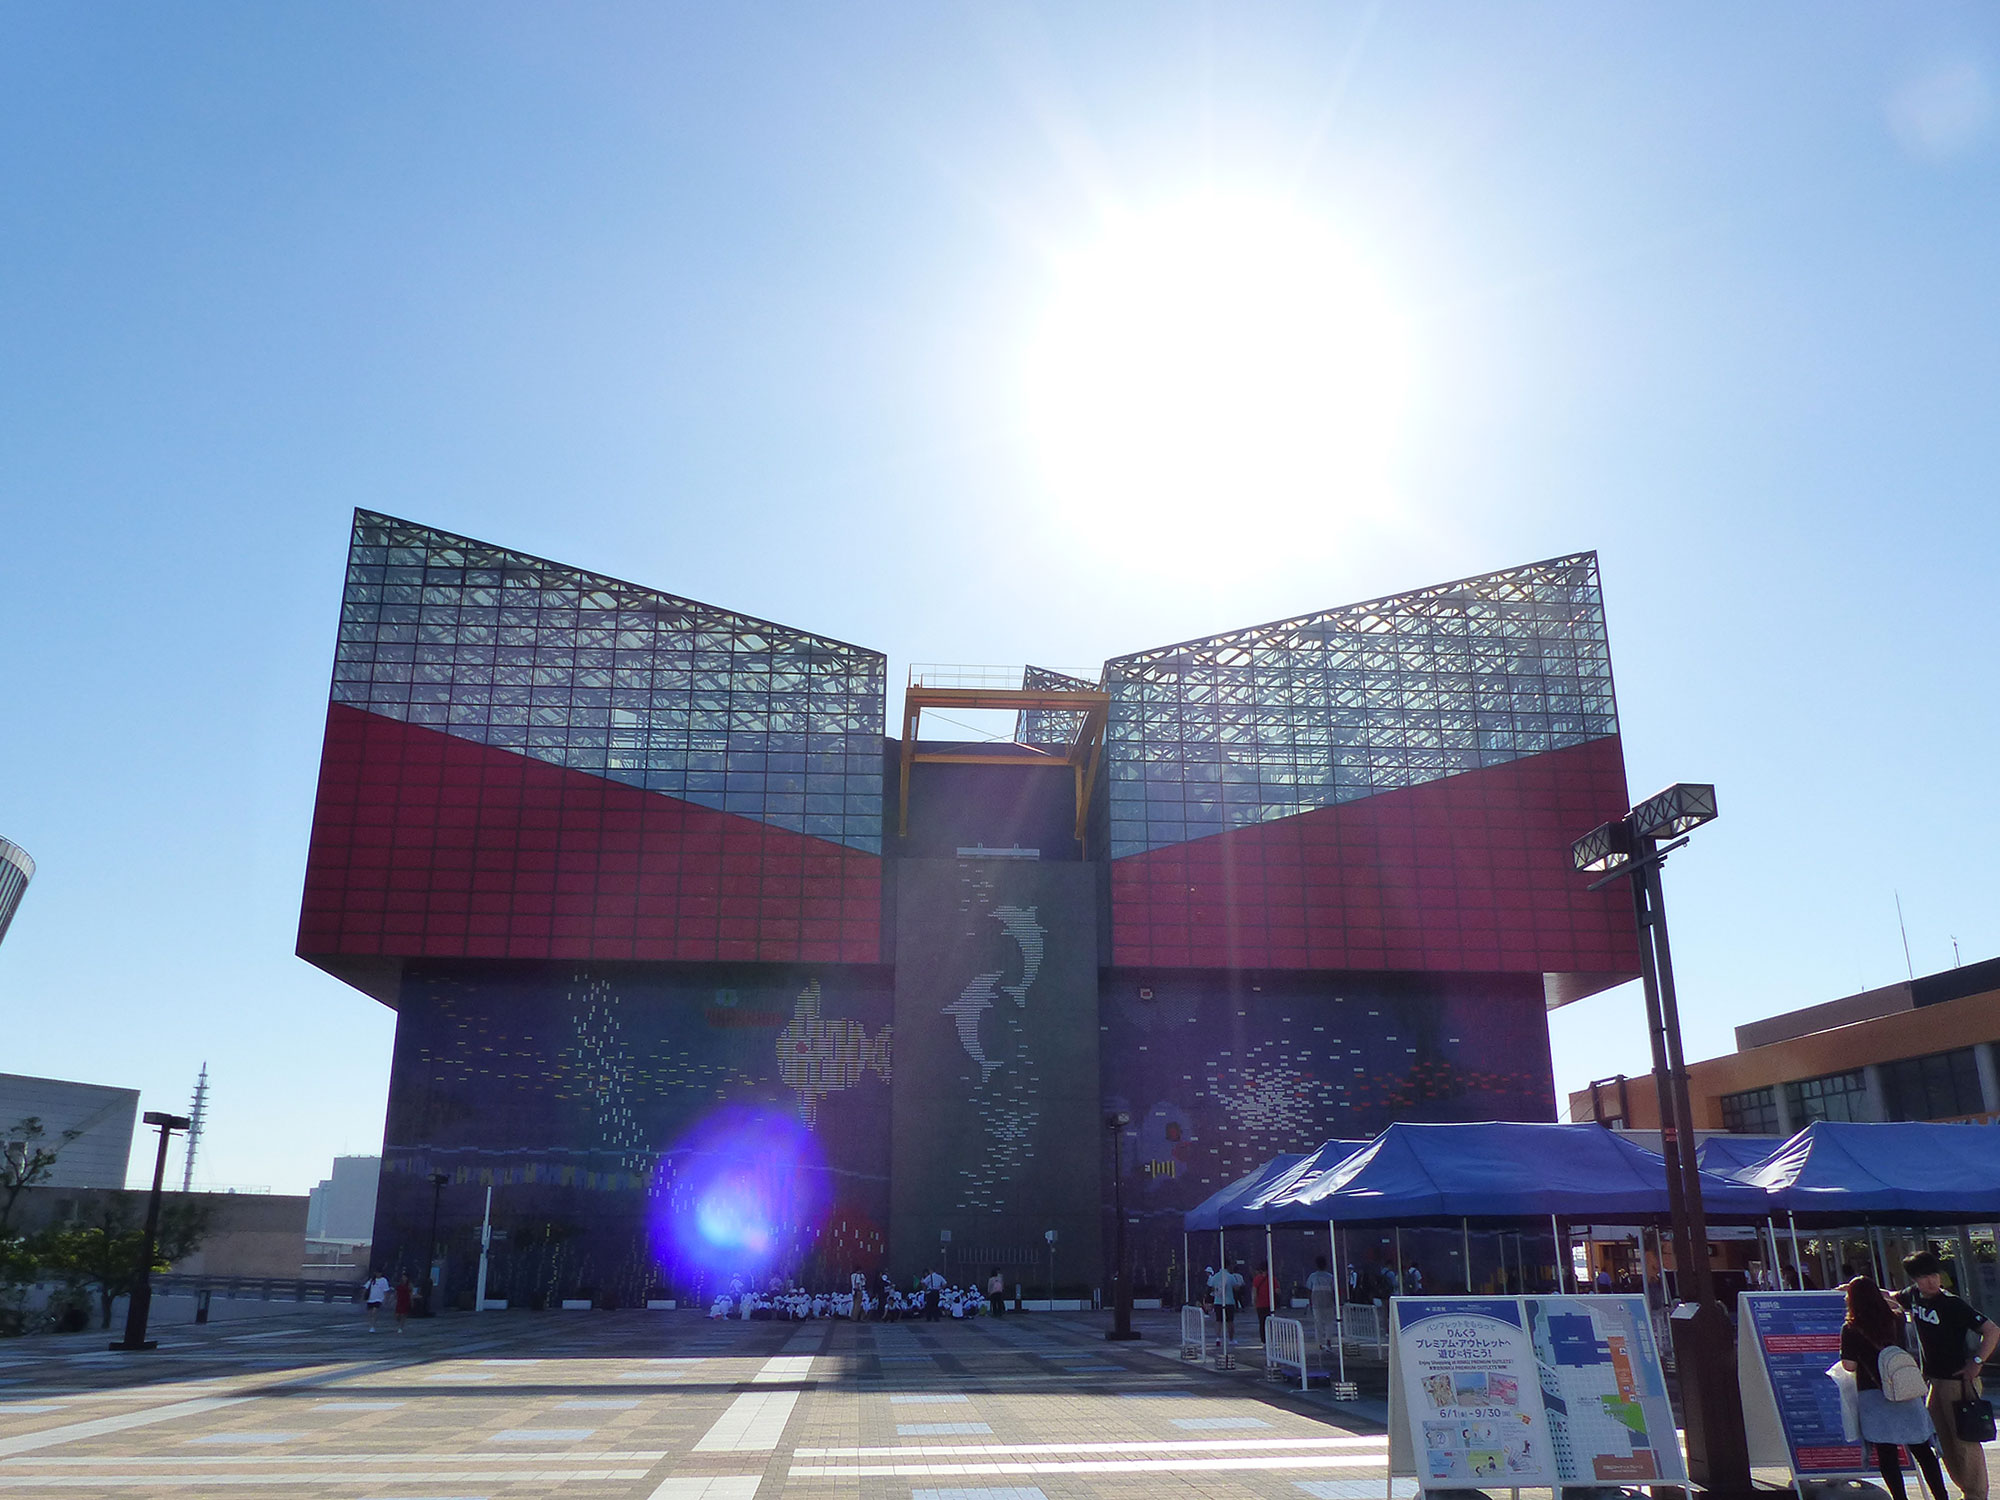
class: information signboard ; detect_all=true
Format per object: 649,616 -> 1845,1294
1524,1294 -> 1688,1485
1390,1298 -> 1559,1488
1738,1291 -> 1874,1480
1389,1296 -> 1687,1491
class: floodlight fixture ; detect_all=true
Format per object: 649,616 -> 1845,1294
1106,1111 -> 1131,1129
142,1112 -> 192,1131
1570,819 -> 1634,873
1630,782 -> 1718,841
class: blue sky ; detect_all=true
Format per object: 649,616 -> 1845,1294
2,4 -> 1996,1192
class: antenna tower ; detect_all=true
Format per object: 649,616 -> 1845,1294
180,1063 -> 208,1193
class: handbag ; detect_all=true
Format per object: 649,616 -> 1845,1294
1954,1380 -> 1997,1443
1826,1359 -> 1861,1442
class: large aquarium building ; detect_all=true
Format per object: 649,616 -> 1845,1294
299,511 -> 1639,1306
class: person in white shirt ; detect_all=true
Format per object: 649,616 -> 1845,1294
1306,1255 -> 1339,1349
364,1272 -> 391,1332
849,1268 -> 867,1321
921,1268 -> 946,1322
1208,1262 -> 1244,1345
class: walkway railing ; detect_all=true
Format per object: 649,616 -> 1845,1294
1179,1305 -> 1207,1361
1264,1314 -> 1309,1391
152,1275 -> 363,1304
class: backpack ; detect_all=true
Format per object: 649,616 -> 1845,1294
1880,1342 -> 1927,1403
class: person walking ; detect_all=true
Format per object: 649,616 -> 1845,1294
849,1267 -> 868,1321
987,1268 -> 1007,1318
1843,1274 -> 1949,1500
1251,1262 -> 1274,1345
364,1270 -> 390,1332
921,1267 -> 945,1322
1208,1260 -> 1244,1348
1307,1255 -> 1338,1349
393,1273 -> 413,1332
1896,1250 -> 2000,1500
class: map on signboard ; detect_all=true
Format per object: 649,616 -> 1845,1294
1525,1296 -> 1686,1485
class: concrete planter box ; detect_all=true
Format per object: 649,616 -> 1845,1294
646,1299 -> 677,1310
560,1299 -> 592,1310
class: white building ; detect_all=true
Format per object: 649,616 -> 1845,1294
0,1073 -> 138,1189
306,1155 -> 380,1241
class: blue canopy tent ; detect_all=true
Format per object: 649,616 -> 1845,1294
1736,1121 -> 2000,1221
1223,1139 -> 1373,1227
1696,1134 -> 1790,1178
1264,1121 -> 1771,1223
1179,1153 -> 1306,1308
1249,1121 -> 1774,1305
1184,1154 -> 1306,1232
1730,1121 -> 2000,1289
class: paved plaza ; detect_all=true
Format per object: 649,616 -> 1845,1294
0,1306 -> 1398,1500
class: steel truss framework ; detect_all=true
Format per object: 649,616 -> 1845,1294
1016,664 -> 1100,749
331,511 -> 888,853
1100,552 -> 1619,859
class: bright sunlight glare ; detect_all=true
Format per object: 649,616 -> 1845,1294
1024,197 -> 1412,562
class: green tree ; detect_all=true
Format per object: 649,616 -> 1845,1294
0,1117 -> 82,1233
33,1198 -> 212,1330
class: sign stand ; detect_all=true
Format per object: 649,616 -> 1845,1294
1388,1294 -> 1686,1497
1737,1290 -> 1888,1495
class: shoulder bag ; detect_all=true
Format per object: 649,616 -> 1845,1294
1955,1379 -> 1997,1443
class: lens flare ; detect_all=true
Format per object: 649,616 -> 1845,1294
653,1104 -> 831,1279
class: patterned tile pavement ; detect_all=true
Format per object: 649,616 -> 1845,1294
0,1306 -> 1396,1500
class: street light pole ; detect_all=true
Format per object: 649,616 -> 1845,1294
111,1111 -> 191,1352
1573,783 -> 1749,1497
1106,1111 -> 1138,1341
426,1171 -> 449,1316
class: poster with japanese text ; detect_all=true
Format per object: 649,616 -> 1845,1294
1392,1298 -> 1559,1489
1739,1291 -> 1874,1479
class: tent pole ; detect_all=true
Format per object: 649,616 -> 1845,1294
1329,1218 -> 1346,1386
1265,1222 -> 1276,1338
1788,1211 -> 1803,1284
1463,1218 -> 1473,1293
1395,1227 -> 1404,1295
1550,1215 -> 1561,1292
1183,1233 -> 1190,1306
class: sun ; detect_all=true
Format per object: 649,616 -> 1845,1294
1022,195 -> 1412,560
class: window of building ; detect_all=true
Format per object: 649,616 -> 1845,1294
1882,1048 -> 1987,1122
1785,1070 -> 1871,1124
1721,1086 -> 1779,1134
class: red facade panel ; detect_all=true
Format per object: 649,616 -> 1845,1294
298,704 -> 883,967
1108,736 -> 1639,980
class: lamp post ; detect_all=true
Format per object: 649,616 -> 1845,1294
111,1111 -> 191,1352
1573,781 -> 1750,1496
1105,1111 -> 1139,1341
426,1171 -> 449,1316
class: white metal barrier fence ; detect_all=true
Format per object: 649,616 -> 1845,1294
1180,1304 -> 1207,1361
1341,1300 -> 1387,1354
1264,1314 -> 1309,1390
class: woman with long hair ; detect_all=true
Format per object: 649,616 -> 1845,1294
1842,1274 -> 1949,1500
